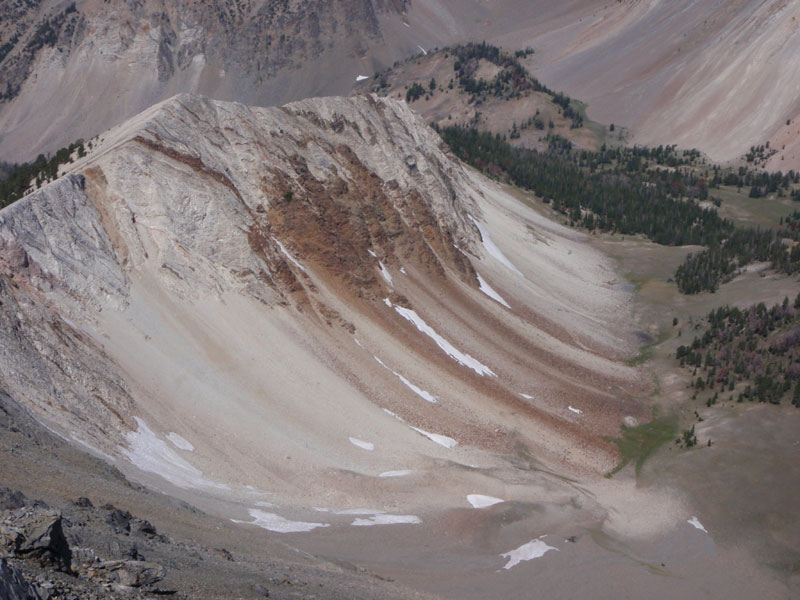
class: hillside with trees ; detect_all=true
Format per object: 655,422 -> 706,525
677,295 -> 800,408
437,124 -> 800,295
357,42 -> 603,152
0,139 -> 86,208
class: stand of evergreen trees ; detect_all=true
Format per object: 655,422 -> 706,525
449,42 -> 583,127
676,295 -> 800,407
0,140 -> 85,209
675,228 -> 800,293
437,125 -> 732,246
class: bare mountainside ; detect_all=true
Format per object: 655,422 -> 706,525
2,0 -> 799,168
0,93 -> 642,507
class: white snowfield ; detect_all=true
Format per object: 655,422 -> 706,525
232,509 -> 329,533
355,75 -> 369,82
273,238 -> 307,272
335,508 -> 385,515
410,426 -> 458,448
349,437 -> 375,451
383,408 -> 457,448
688,516 -> 708,533
374,356 -> 437,403
379,470 -> 412,478
467,494 -> 504,508
166,432 -> 194,451
468,214 -> 524,277
386,299 -> 496,377
379,262 -> 393,286
476,273 -> 511,308
501,537 -> 559,570
352,514 -> 422,526
120,417 -> 229,490
568,406 -> 583,415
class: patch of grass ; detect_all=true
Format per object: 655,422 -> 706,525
650,372 -> 661,398
625,327 -> 669,367
625,344 -> 654,366
605,417 -> 677,477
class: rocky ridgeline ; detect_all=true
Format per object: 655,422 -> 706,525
0,0 -> 410,162
0,488 -> 170,599
0,93 -> 481,458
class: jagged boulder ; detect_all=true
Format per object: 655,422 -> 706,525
84,559 -> 165,588
0,489 -> 27,512
0,558 -> 43,600
0,508 -> 71,572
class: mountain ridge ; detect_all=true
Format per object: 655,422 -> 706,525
0,93 -> 644,514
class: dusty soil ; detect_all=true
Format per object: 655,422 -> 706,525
0,390 -> 430,600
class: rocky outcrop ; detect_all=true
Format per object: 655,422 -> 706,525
0,492 -> 170,598
1,558 -> 43,600
0,508 -> 72,572
84,560 -> 165,589
0,0 -> 412,162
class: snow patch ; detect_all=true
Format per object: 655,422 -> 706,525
379,262 -> 393,286
417,45 -> 428,56
379,470 -> 412,478
273,238 -> 307,272
688,516 -> 708,533
166,432 -> 194,451
383,408 -> 403,421
354,337 -> 364,348
232,509 -> 329,533
335,508 -> 385,515
121,417 -> 229,490
394,372 -> 436,403
386,299 -> 496,377
467,494 -> 504,508
400,267 -> 407,275
374,356 -> 437,403
368,249 -> 377,258
352,514 -> 421,526
501,537 -> 558,570
356,75 -> 369,82
381,405 -> 456,447
349,437 -> 374,451
519,393 -> 534,400
476,273 -> 511,308
568,406 -> 583,415
468,215 -> 523,276
410,426 -> 457,448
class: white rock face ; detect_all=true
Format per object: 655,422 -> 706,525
0,93 -> 642,510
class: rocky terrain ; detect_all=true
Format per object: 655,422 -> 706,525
0,0 -> 414,162
2,1 -> 799,168
0,388 -> 428,600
